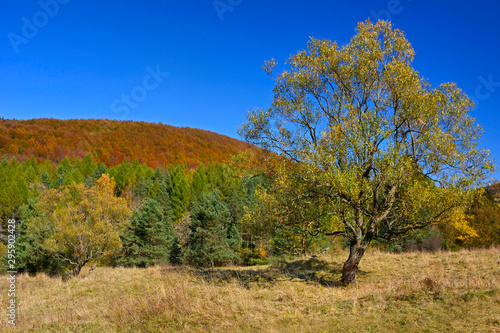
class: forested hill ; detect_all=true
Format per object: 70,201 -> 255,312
0,118 -> 258,168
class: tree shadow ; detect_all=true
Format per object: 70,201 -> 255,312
192,258 -> 368,288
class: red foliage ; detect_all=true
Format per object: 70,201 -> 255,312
0,118 -> 259,168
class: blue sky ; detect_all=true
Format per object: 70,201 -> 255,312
1,0 -> 499,178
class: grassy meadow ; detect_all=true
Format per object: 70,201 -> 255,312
1,247 -> 500,332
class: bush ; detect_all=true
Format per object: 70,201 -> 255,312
404,240 -> 419,253
421,233 -> 444,252
248,258 -> 270,266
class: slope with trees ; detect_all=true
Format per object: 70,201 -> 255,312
0,118 -> 259,168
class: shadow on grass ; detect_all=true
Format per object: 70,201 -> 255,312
189,258 -> 368,288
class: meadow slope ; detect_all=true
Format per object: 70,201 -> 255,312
1,247 -> 499,332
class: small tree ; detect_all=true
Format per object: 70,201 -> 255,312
239,20 -> 493,284
28,174 -> 131,276
183,190 -> 241,267
6,197 -> 66,276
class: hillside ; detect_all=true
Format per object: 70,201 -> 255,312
0,118 -> 258,168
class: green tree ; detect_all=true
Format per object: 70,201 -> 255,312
207,163 -> 231,198
63,168 -> 84,186
191,164 -> 209,197
118,198 -> 176,267
22,164 -> 38,184
4,198 -> 66,276
55,157 -> 73,177
183,190 -> 241,267
0,160 -> 29,223
168,165 -> 191,221
92,162 -> 107,180
40,169 -> 52,187
77,152 -> 97,178
109,160 -> 135,194
239,20 -> 493,284
133,177 -> 153,202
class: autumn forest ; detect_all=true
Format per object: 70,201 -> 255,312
1,16 -> 500,331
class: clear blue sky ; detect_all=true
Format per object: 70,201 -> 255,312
1,1 -> 499,178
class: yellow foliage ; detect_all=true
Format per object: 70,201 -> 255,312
0,243 -> 6,257
256,244 -> 267,259
450,210 -> 479,245
28,174 -> 132,275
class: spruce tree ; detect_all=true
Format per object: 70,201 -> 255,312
91,162 -> 107,180
183,190 -> 241,267
156,181 -> 174,219
40,170 -> 52,188
119,198 -> 176,267
5,198 -> 65,276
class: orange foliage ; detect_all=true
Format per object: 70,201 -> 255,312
0,118 -> 259,169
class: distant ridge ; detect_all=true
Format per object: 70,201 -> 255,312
0,118 -> 258,168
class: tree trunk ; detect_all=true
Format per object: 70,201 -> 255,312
301,233 -> 306,258
72,265 -> 82,277
341,242 -> 367,285
88,262 -> 98,277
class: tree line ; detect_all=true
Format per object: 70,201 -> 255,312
0,151 -> 498,279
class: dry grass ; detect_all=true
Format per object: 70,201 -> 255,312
1,247 -> 500,332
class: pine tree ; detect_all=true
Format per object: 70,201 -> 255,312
62,168 -> 84,186
169,236 -> 182,265
183,190 -> 241,267
133,177 -> 151,201
56,157 -> 73,177
23,165 -> 37,184
119,198 -> 176,267
40,170 -> 52,188
86,162 -> 107,187
92,162 -> 107,180
3,197 -> 65,276
156,181 -> 174,219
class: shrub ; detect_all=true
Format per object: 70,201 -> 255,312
404,240 -> 419,253
421,233 -> 444,252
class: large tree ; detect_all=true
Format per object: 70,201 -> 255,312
239,20 -> 493,284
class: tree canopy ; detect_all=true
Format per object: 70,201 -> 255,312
239,20 -> 494,284
27,174 -> 132,276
